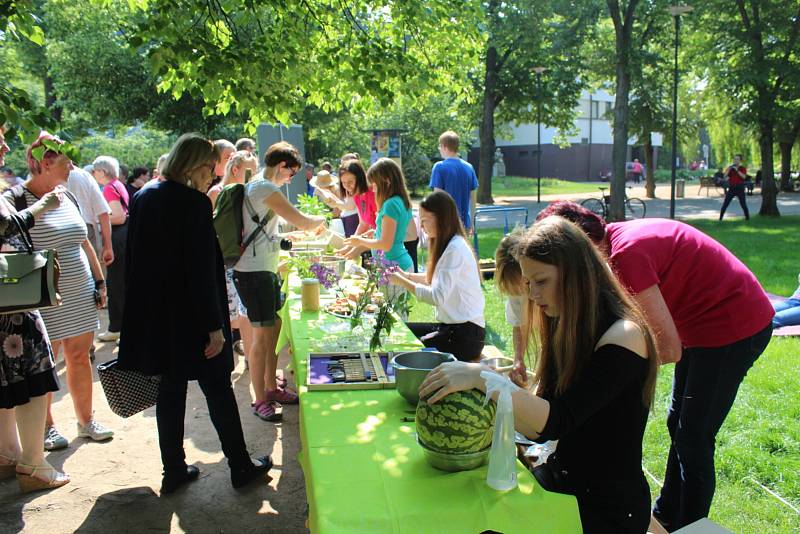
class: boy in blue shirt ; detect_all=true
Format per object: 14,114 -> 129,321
429,131 -> 478,231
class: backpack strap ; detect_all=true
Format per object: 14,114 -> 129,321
241,194 -> 275,253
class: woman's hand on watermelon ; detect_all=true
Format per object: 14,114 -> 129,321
419,361 -> 484,405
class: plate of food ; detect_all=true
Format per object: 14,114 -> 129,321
324,298 -> 379,318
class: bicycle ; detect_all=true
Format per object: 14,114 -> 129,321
580,187 -> 647,219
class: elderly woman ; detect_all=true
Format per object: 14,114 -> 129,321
91,156 -> 129,343
0,126 -> 69,493
119,133 -> 271,493
2,132 -> 113,452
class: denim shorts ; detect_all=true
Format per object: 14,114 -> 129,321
232,271 -> 282,327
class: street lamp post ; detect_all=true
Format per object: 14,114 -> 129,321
668,4 -> 693,219
533,67 -> 546,203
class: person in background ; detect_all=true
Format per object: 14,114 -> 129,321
207,150 -> 257,207
342,158 -> 414,272
91,156 -> 129,343
309,170 -> 341,216
142,153 -> 169,191
536,200 -> 773,530
631,158 -> 644,184
772,272 -> 800,328
3,132 -> 114,452
320,161 -> 334,175
67,168 -> 113,267
389,191 -> 485,361
420,216 -> 658,532
0,125 -> 69,493
319,157 -> 374,238
119,133 -> 272,493
207,150 -> 259,368
494,228 -> 530,386
719,154 -> 750,220
235,138 -> 256,154
213,139 -> 236,186
430,131 -> 478,233
233,142 -> 326,422
125,166 -> 150,198
1,165 -> 23,188
303,163 -> 315,196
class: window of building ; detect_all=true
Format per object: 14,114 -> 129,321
518,150 -> 529,158
591,100 -> 600,119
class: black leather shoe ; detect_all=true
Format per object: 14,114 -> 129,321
231,456 -> 272,489
161,465 -> 200,494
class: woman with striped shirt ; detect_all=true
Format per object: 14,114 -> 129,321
3,132 -> 114,450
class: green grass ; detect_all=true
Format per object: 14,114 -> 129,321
409,215 -> 800,532
489,176 -> 601,197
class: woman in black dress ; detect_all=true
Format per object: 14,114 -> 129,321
118,133 -> 270,494
420,216 -> 659,533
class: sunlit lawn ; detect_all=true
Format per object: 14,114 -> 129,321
489,176 -> 601,197
408,215 -> 800,532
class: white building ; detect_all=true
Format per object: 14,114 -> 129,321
468,89 -> 663,181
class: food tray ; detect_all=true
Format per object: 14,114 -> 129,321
306,352 -> 396,391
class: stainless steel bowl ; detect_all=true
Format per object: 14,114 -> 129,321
417,436 -> 490,472
320,256 -> 346,277
390,351 -> 456,405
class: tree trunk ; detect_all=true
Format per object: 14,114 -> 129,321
609,51 -> 630,221
44,75 -> 61,123
779,141 -> 793,192
644,132 -> 656,198
757,120 -> 779,216
477,46 -> 498,205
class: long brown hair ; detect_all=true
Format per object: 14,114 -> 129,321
516,216 -> 658,407
338,157 -> 368,197
366,158 -> 411,209
419,191 -> 470,284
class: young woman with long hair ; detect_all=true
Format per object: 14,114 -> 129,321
389,191 -> 485,361
342,158 -> 414,271
493,228 -> 530,385
419,216 -> 659,533
319,157 -> 376,239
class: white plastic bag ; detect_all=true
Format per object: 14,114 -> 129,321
482,371 -> 521,491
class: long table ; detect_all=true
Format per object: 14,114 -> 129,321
280,279 -> 581,533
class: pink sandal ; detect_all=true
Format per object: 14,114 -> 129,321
251,400 -> 282,422
265,387 -> 298,405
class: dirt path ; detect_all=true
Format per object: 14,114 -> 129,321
0,325 -> 308,534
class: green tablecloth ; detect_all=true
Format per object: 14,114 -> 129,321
280,281 -> 581,534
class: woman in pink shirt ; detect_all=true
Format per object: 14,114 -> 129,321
92,156 -> 129,342
536,201 -> 773,530
323,158 -> 378,258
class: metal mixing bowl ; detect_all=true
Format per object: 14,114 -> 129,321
390,351 -> 456,405
320,256 -> 346,277
416,437 -> 490,472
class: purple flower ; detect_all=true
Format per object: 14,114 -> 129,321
310,263 -> 340,290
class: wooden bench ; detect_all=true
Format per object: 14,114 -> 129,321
698,176 -> 721,197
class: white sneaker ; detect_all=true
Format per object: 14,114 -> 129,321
77,420 -> 114,441
98,331 -> 120,342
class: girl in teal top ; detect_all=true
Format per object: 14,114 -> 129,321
343,158 -> 413,271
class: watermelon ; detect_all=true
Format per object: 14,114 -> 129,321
416,389 -> 495,454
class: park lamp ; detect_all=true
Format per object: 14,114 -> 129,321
667,4 -> 692,219
532,67 -> 546,203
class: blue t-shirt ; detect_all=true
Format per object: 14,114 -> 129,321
429,157 -> 478,229
374,195 -> 413,271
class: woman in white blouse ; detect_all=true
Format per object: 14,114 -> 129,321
389,191 -> 485,361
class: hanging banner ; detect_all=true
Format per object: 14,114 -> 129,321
370,130 -> 402,166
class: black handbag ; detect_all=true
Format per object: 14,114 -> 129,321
97,359 -> 161,418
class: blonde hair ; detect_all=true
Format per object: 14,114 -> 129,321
366,158 -> 411,209
222,150 -> 258,185
495,227 -> 525,297
438,131 -> 459,152
516,216 -> 658,407
161,133 -> 219,184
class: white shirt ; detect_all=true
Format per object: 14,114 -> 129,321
505,295 -> 525,327
234,178 -> 282,273
413,235 -> 485,327
67,169 -> 110,225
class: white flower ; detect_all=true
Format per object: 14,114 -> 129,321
3,334 -> 24,358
